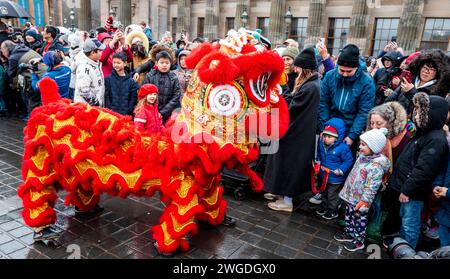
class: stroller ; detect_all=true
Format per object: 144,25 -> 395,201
220,140 -> 269,200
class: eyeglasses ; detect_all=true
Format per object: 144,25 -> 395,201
422,65 -> 437,73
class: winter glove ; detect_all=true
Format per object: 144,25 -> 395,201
355,201 -> 370,212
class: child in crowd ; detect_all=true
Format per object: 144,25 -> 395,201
134,84 -> 163,134
432,97 -> 450,247
142,50 -> 181,123
105,52 -> 138,116
316,118 -> 354,220
335,128 -> 391,252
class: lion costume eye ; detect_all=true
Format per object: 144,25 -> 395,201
206,83 -> 248,118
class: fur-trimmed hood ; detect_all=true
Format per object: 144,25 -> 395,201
366,101 -> 407,139
412,93 -> 448,132
407,49 -> 450,97
149,44 -> 176,64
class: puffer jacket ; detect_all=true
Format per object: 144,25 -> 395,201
388,94 -> 449,201
74,52 -> 105,107
317,118 -> 354,184
319,65 -> 376,141
172,49 -> 192,94
68,47 -> 82,90
339,153 -> 391,206
105,69 -> 138,116
31,65 -> 71,98
6,44 -> 44,78
142,68 -> 181,122
134,103 -> 163,134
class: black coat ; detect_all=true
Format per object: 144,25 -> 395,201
388,95 -> 449,201
105,70 -> 138,116
385,80 -> 434,117
142,69 -> 181,122
39,39 -> 65,55
263,73 -> 320,197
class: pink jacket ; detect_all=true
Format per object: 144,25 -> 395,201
100,44 -> 133,78
134,104 -> 163,134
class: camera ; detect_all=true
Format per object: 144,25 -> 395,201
18,62 -> 39,72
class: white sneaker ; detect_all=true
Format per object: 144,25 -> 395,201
309,193 -> 322,205
264,193 -> 281,201
268,199 -> 293,213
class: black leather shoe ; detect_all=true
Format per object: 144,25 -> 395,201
221,215 -> 236,227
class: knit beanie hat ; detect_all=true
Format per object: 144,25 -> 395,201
25,29 -> 39,40
360,128 -> 388,154
337,44 -> 360,68
282,47 -> 299,60
67,33 -> 80,48
294,47 -> 317,70
138,84 -> 159,99
322,124 -> 339,138
105,16 -> 114,31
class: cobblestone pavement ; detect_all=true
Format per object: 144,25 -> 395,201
0,117 -> 385,259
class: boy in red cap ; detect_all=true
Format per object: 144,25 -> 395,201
315,117 -> 354,220
134,84 -> 164,133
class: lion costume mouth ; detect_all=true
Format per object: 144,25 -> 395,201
249,72 -> 272,104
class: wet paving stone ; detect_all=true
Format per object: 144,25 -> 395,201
257,238 -> 279,252
8,247 -> 45,259
309,237 -> 331,249
8,226 -> 33,238
275,245 -> 297,259
0,233 -> 13,245
0,220 -> 22,231
0,240 -> 25,254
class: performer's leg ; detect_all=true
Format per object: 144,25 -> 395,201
196,177 -> 227,226
152,176 -> 203,255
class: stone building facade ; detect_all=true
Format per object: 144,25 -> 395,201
17,0 -> 450,56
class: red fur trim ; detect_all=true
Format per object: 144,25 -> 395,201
185,43 -> 215,69
22,207 -> 56,228
196,200 -> 227,225
39,77 -> 61,105
233,51 -> 284,107
196,52 -> 240,85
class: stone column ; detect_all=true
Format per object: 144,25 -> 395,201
118,0 -> 132,27
43,0 -> 50,25
268,0 -> 286,46
27,0 -> 35,24
305,0 -> 326,46
78,0 -> 92,31
56,0 -> 63,26
151,0 -> 169,40
397,0 -> 424,54
234,0 -> 249,30
348,0 -> 369,53
177,0 -> 191,37
204,0 -> 220,40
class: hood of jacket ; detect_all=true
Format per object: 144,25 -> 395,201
381,51 -> 402,67
366,101 -> 407,139
11,44 -> 31,58
407,49 -> 450,96
413,93 -> 448,132
177,49 -> 191,70
324,117 -> 346,141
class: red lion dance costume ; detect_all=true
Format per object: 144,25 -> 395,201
18,29 -> 290,255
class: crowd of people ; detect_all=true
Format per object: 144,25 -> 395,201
1,17 -> 450,255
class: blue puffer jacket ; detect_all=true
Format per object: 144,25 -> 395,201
32,65 -> 71,98
317,118 -> 354,184
433,152 -> 450,228
105,70 -> 138,116
319,65 -> 375,141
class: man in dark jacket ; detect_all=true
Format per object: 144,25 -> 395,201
142,50 -> 181,122
1,40 -> 45,114
105,52 -> 138,116
374,51 -> 403,105
319,44 -> 375,149
0,21 -> 11,46
39,26 -> 64,56
382,93 -> 449,249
